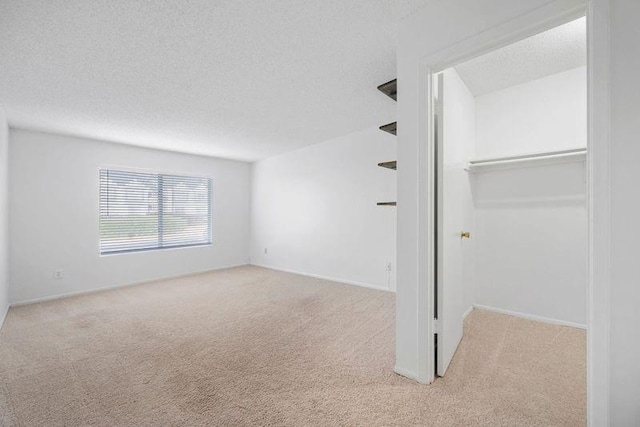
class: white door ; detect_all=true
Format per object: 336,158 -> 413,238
435,70 -> 474,376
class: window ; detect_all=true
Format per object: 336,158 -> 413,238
99,169 -> 212,254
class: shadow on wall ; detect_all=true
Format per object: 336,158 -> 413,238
470,161 -> 586,208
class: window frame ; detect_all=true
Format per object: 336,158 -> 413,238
98,167 -> 213,256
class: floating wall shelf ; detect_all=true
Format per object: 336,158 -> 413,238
379,122 -> 397,136
376,78 -> 398,208
378,160 -> 397,170
377,79 -> 397,101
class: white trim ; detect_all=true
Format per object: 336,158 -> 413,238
0,303 -> 9,331
250,264 -> 394,293
473,304 -> 587,329
587,0 -> 611,424
424,2 -> 587,73
393,365 -> 419,381
10,263 -> 249,306
416,60 -> 436,384
462,305 -> 474,321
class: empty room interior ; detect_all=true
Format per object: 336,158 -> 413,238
0,1 -> 639,426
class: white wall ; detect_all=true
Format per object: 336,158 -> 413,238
251,127 -> 397,291
473,161 -> 587,326
609,0 -> 640,422
475,66 -> 587,158
9,129 -> 251,303
0,106 -> 8,327
472,67 -> 587,327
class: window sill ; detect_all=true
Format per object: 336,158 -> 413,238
99,242 -> 213,256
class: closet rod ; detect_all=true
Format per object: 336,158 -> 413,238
469,147 -> 586,166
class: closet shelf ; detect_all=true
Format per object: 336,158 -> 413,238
377,79 -> 397,101
378,160 -> 397,170
379,122 -> 397,136
466,148 -> 587,172
376,201 -> 397,206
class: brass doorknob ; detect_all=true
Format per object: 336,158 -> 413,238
460,231 -> 471,239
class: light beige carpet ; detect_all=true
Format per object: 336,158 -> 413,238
0,266 -> 585,426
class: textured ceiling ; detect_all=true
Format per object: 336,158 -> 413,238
455,17 -> 586,97
0,1 -> 427,161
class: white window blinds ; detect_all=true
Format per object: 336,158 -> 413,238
99,169 -> 212,254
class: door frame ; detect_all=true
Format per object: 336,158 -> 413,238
412,1 -> 610,424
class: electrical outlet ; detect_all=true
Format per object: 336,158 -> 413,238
386,262 -> 392,272
54,270 -> 63,280
264,248 -> 268,255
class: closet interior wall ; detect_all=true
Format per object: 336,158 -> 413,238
447,65 -> 587,327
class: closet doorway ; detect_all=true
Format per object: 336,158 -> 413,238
433,17 -> 588,376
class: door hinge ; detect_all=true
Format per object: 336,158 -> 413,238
433,318 -> 440,334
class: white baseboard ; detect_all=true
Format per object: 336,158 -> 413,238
462,305 -> 474,321
0,303 -> 9,331
10,263 -> 250,307
473,304 -> 586,329
393,365 -> 419,381
251,263 -> 394,293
